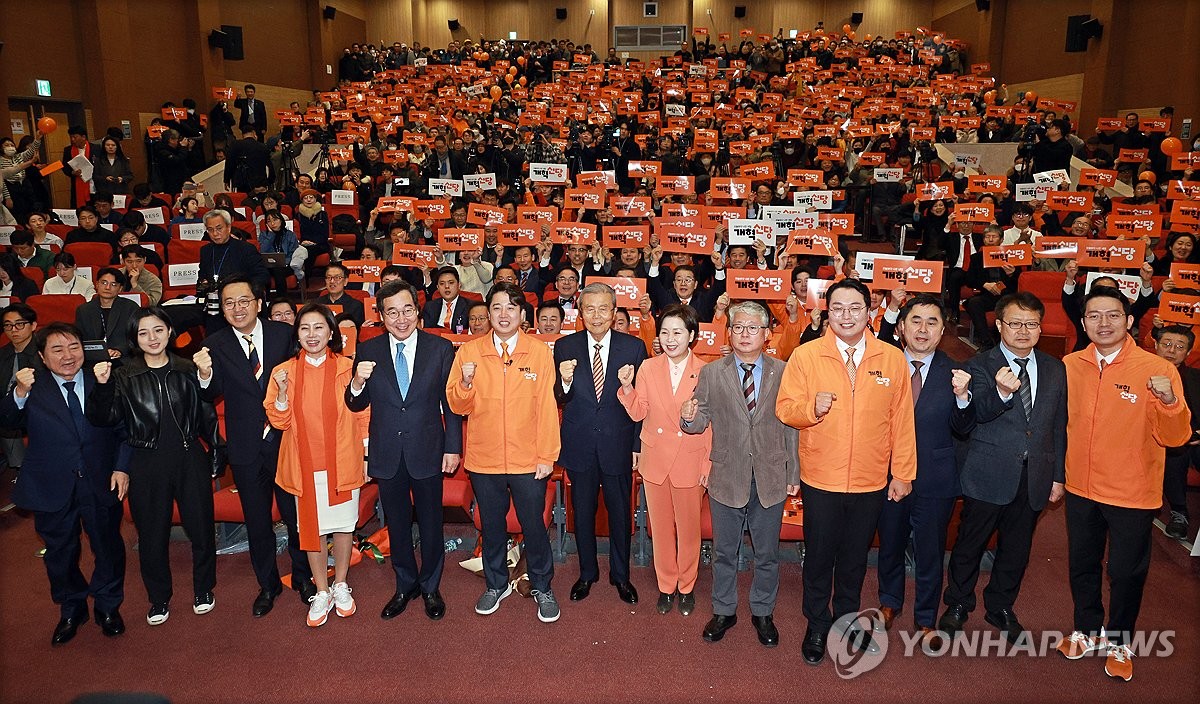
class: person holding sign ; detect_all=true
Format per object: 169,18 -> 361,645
775,279 -> 916,666
1056,287 -> 1191,681
964,226 -> 1021,349
1152,325 -> 1200,541
617,303 -> 710,617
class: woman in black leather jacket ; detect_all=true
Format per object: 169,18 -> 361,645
87,306 -> 224,627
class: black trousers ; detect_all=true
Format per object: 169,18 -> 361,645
470,472 -> 553,592
942,267 -> 968,321
1065,492 -> 1155,645
1163,445 -> 1198,516
876,492 -> 957,629
567,467 -> 633,585
230,440 -> 310,593
378,456 -> 445,594
964,292 -> 1001,345
801,482 -> 886,633
33,476 -> 126,618
127,447 -> 216,606
944,467 -> 1039,615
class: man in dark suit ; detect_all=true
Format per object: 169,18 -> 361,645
940,291 -> 1067,643
0,304 -> 41,472
682,301 -> 799,647
224,129 -> 272,192
346,280 -> 463,620
198,209 -> 270,291
874,294 -> 975,641
648,263 -> 726,322
74,268 -> 140,361
1,322 -> 132,645
421,266 -> 472,333
938,217 -> 977,324
233,84 -> 267,141
61,126 -> 97,208
1153,325 -> 1200,540
423,135 -> 467,183
553,282 -> 647,605
193,275 -> 314,616
511,245 -> 545,296
962,226 -> 1020,349
316,262 -> 366,326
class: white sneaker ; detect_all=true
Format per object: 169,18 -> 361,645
331,581 -> 356,618
307,590 -> 334,627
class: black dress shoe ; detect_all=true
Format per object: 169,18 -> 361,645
678,592 -> 696,616
611,580 -> 639,604
252,587 -> 282,618
802,627 -> 827,665
52,615 -> 85,646
94,608 -> 125,637
569,578 -> 596,602
984,608 -> 1027,644
381,586 -> 421,620
294,578 -> 317,606
422,590 -> 446,620
656,591 -> 675,614
702,614 -> 738,642
938,603 -> 969,636
843,625 -> 877,654
752,615 -> 779,648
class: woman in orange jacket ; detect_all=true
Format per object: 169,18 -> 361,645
618,303 -> 712,616
265,303 -> 370,628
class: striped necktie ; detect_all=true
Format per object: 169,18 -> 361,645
243,335 -> 262,380
740,362 -> 756,414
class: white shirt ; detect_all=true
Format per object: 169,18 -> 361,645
198,320 -> 263,389
563,330 -> 612,393
1002,226 -> 1042,246
439,297 -> 458,328
43,275 -> 96,301
1095,348 -> 1120,368
493,332 -> 517,357
997,343 -> 1038,405
834,334 -> 866,369
953,232 -> 974,269
348,331 -> 417,398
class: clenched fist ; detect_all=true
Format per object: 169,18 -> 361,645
616,364 -> 636,389
951,369 -> 972,401
1147,375 -> 1176,405
272,368 -> 288,391
995,366 -> 1021,397
13,367 -> 35,398
354,360 -> 376,390
94,362 -> 113,384
461,362 -> 477,387
559,359 -> 578,385
681,396 -> 699,423
814,391 -> 836,419
193,346 -> 213,380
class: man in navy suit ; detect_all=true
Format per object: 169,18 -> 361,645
420,266 -> 472,333
346,279 -> 463,621
553,282 -> 647,604
940,291 -> 1067,643
194,275 -> 314,617
1,323 -> 132,645
874,293 -> 975,641
512,245 -> 545,296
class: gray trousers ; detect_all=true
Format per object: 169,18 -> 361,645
709,477 -> 785,617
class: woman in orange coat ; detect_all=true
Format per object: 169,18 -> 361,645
265,303 -> 370,628
618,303 -> 712,616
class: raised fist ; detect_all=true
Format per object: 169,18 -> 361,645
680,396 -> 699,423
814,391 -> 836,418
951,368 -> 971,400
13,368 -> 35,398
272,368 -> 288,391
461,362 -> 477,386
616,364 -> 636,388
193,346 -> 213,380
559,358 -> 578,385
995,366 -> 1021,397
94,361 -> 112,384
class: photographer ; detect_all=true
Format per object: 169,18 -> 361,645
225,128 -> 271,193
1031,118 -> 1074,175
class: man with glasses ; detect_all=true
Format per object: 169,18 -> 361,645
1151,325 -> 1200,540
940,292 -> 1067,645
1056,288 -> 1191,681
198,209 -> 269,295
316,262 -> 365,326
192,274 -> 315,616
682,301 -> 798,648
776,279 -> 917,666
346,280 -> 463,621
0,304 -> 40,475
551,265 -> 581,309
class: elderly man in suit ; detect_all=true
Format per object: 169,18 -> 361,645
346,279 -> 463,621
874,293 -> 975,643
554,282 -> 646,604
940,291 -> 1067,644
1,322 -> 132,645
682,301 -> 798,647
233,84 -> 267,141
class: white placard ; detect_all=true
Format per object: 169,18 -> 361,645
0,297 -> 10,308
463,173 -> 497,191
874,168 -> 903,183
0,227 -> 12,246
414,57 -> 427,67
329,190 -> 355,206
1033,169 -> 1070,187
53,209 -> 79,227
767,213 -> 819,237
137,207 -> 165,225
429,178 -> 464,197
112,194 -> 127,209
68,154 -> 94,183
118,293 -> 142,304
954,153 -> 981,170
178,223 -> 206,241
1015,183 -> 1053,201
727,218 -> 774,246
529,163 -> 569,183
855,251 -> 914,280
167,263 -> 200,287
1084,271 -> 1141,301
793,190 -> 834,210
76,267 -> 93,281
665,104 -> 686,117
100,223 -> 114,232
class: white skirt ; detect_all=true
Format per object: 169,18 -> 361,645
299,470 -> 359,537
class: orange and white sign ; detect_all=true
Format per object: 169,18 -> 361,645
981,245 -> 1032,267
392,245 -> 438,267
872,258 -> 945,293
589,276 -> 646,308
1075,239 -> 1146,267
727,270 -> 790,300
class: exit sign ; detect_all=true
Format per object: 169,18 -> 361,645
35,79 -> 51,97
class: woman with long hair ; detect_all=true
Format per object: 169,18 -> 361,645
92,136 -> 135,197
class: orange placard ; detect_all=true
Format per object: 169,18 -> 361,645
1046,191 -> 1094,213
1117,148 -> 1148,163
806,279 -> 833,311
727,270 -> 790,300
627,161 -> 662,178
602,225 -> 650,248
376,196 -> 415,214
737,161 -> 776,180
659,227 -> 716,254
413,199 -> 452,220
872,258 -> 945,293
39,161 -> 65,177
916,182 -> 953,201
1096,117 -> 1126,131
1075,239 -> 1146,268
550,221 -> 598,245
610,196 -> 653,218
654,175 -> 695,197
212,86 -> 236,100
1032,237 -> 1083,259
589,276 -> 646,308
437,228 -> 484,251
786,230 -> 839,256
1169,262 -> 1200,288
466,203 -> 506,226
694,323 -> 728,355
981,245 -> 1033,268
1107,214 -> 1163,239
1078,169 -> 1118,188
710,177 -> 752,200
497,223 -> 540,247
954,203 -> 994,222
392,245 -> 438,267
516,206 -> 557,224
787,169 -> 824,187
342,259 -> 384,283
564,188 -> 606,210
1158,292 -> 1200,325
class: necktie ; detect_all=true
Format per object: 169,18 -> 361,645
1014,357 -> 1032,420
441,303 -> 453,328
1099,359 -> 1108,373
501,341 -> 511,368
911,360 -> 924,405
62,381 -> 86,438
740,362 -> 756,414
243,334 -> 262,380
592,343 -> 605,400
961,235 -> 972,271
395,341 -> 410,397
845,347 -> 857,390
519,269 -> 529,288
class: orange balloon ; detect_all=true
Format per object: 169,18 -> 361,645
490,85 -> 503,100
504,74 -> 514,85
482,52 -> 489,61
1138,170 -> 1157,184
509,66 -> 517,74
933,35 -> 943,45
518,76 -> 527,87
1160,137 -> 1184,155
848,31 -> 856,41
864,34 -> 873,42
983,90 -> 996,105
842,24 -> 852,34
517,56 -> 527,66
1023,90 -> 1038,103
37,116 -> 58,134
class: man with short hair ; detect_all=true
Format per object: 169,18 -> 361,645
10,230 -> 54,276
234,84 -> 267,141
198,209 -> 269,293
421,266 -> 470,332
0,304 -> 41,472
316,262 -> 365,326
511,245 -> 544,294
120,245 -> 163,305
683,301 -> 798,648
1056,288 -> 1191,681
468,302 -> 490,334
536,302 -> 564,334
1152,325 -> 1200,539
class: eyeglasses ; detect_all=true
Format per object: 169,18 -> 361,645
325,275 -> 346,282
382,306 -> 419,320
731,324 -> 764,335
1083,312 -> 1126,323
2,320 -> 31,331
1000,320 -> 1042,330
222,297 -> 257,310
1158,340 -> 1189,351
828,304 -> 867,317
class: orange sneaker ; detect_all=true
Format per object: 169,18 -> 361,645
1057,631 -> 1104,660
331,582 -> 356,618
306,590 -> 333,627
1104,643 -> 1134,682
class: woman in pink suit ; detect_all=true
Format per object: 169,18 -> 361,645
618,304 -> 711,616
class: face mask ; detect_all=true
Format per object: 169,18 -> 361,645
954,171 -> 966,179
784,147 -> 795,155
1014,164 -> 1026,172
2,146 -> 15,157
775,186 -> 786,196
700,157 -> 713,166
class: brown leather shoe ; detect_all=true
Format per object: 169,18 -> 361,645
920,626 -> 944,652
879,606 -> 899,631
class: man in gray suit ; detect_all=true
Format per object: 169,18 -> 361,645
939,292 -> 1067,643
682,301 -> 799,648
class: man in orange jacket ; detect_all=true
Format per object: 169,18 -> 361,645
1056,286 -> 1191,682
447,281 -> 562,624
776,278 -> 917,667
